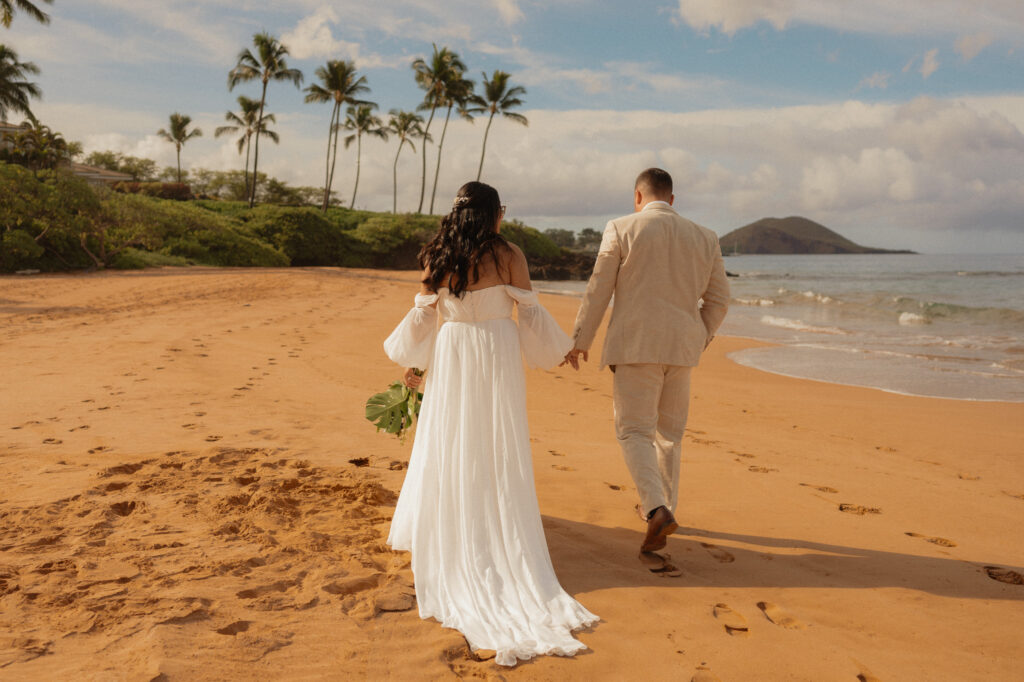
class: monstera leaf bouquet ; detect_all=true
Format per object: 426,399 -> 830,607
365,369 -> 424,442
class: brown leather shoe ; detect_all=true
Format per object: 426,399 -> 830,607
641,506 -> 678,552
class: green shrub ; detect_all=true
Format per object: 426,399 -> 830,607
164,228 -> 288,267
245,205 -> 358,266
113,182 -> 193,201
501,220 -> 562,261
0,163 -> 101,271
1,229 -> 44,270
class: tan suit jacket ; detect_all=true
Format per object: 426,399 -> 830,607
572,203 -> 730,369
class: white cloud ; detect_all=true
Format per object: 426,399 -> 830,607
673,0 -> 1024,41
493,0 -> 524,24
858,71 -> 890,90
280,6 -> 404,68
920,49 -> 940,79
675,0 -> 795,35
955,32 -> 994,61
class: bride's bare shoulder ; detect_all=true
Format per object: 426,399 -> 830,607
499,241 -> 531,290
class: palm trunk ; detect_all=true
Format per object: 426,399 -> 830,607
322,102 -> 339,212
429,104 -> 453,215
417,104 -> 437,213
327,112 -> 342,209
350,133 -> 363,208
476,112 -> 495,181
243,133 -> 252,200
176,145 -> 182,183
249,79 -> 269,207
392,139 -> 405,214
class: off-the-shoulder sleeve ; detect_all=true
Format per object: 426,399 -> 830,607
506,286 -> 573,370
383,293 -> 439,368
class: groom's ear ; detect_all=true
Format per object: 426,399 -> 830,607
668,193 -> 675,206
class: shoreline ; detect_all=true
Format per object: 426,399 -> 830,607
5,265 -> 1022,405
1,267 -> 1022,680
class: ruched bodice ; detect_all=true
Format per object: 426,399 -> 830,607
438,285 -> 515,323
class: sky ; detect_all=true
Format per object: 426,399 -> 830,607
6,0 -> 1024,252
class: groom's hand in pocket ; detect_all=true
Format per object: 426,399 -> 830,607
561,348 -> 588,370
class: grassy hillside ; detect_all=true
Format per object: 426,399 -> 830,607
1,163 -> 592,278
720,216 -> 915,255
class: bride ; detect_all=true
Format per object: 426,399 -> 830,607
383,181 -> 598,666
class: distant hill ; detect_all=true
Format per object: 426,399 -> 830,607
719,216 -> 915,255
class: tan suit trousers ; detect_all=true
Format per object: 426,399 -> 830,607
612,363 -> 692,517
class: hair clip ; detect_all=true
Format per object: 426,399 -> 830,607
452,195 -> 471,208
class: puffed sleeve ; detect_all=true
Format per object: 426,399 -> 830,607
383,293 -> 439,368
505,286 -> 574,370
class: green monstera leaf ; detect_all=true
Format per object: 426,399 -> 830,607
365,370 -> 424,441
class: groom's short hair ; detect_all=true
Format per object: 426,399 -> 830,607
635,168 -> 673,198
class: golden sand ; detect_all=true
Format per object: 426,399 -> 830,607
1,267 -> 1022,680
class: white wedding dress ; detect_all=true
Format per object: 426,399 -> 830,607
383,284 -> 598,666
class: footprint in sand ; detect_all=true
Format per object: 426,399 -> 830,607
905,532 -> 956,547
215,620 -> 252,636
109,500 -> 138,517
839,503 -> 881,515
605,482 -> 625,491
756,601 -> 806,630
701,543 -> 735,563
551,464 -> 576,472
730,450 -> 756,459
548,449 -> 565,457
800,483 -> 839,493
638,551 -> 683,577
713,603 -> 749,637
1002,491 -> 1024,501
984,566 -> 1024,586
42,438 -> 63,445
181,423 -> 198,430
204,435 -> 222,442
748,465 -> 778,473
691,665 -> 722,682
957,473 -> 981,481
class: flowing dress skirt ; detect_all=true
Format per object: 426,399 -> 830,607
387,314 -> 597,666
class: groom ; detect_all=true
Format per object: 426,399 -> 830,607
564,168 -> 730,553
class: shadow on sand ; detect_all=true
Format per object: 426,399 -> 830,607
543,516 -> 1023,601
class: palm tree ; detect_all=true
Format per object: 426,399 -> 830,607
303,60 -> 370,212
386,110 -> 428,213
228,32 -> 303,207
343,104 -> 387,209
467,71 -> 527,181
0,44 -> 40,121
1,0 -> 52,27
156,113 -> 202,183
411,44 -> 466,213
427,72 -> 474,214
214,95 -> 278,200
1,119 -> 68,170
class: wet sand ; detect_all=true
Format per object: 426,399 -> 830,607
1,267 -> 1022,680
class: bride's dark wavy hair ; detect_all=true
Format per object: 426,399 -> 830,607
419,181 -> 509,297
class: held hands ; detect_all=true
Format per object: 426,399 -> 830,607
560,348 -> 588,371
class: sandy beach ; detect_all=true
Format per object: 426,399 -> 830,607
1,267 -> 1022,681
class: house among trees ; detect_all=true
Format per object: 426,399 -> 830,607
67,162 -> 132,185
1,120 -> 131,184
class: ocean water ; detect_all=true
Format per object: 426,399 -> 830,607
536,253 -> 1024,402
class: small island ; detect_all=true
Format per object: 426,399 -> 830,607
720,216 -> 916,255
